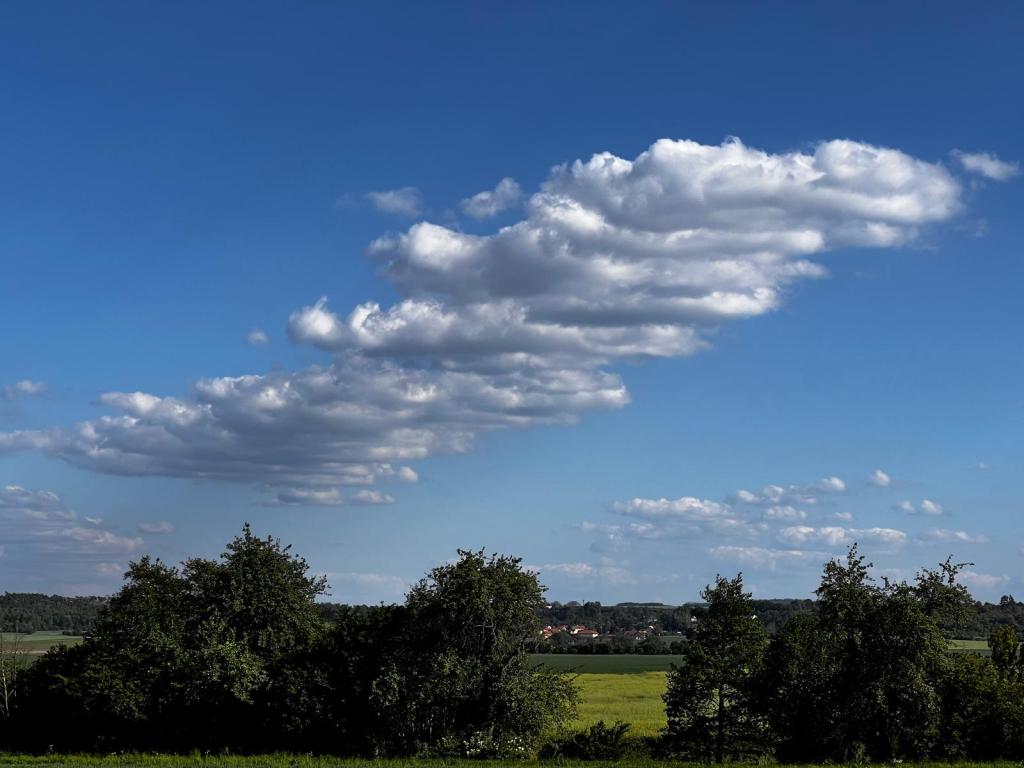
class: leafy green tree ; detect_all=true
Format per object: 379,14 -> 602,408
934,652 -> 1003,759
13,525 -> 327,752
756,613 -> 835,761
664,573 -> 766,762
371,549 -> 577,756
990,624 -> 1022,678
761,546 -> 975,762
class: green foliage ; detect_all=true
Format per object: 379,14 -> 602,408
664,574 -> 766,763
539,719 -> 632,760
759,546 -> 978,762
8,538 -> 575,759
368,549 -> 577,756
12,525 -> 327,752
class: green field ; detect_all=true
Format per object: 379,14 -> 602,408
532,655 -> 678,737
1,631 -> 82,655
571,672 -> 668,737
948,639 -> 990,654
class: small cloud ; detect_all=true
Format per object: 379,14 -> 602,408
351,489 -> 395,505
897,499 -> 944,515
273,487 -> 345,506
366,187 -> 422,217
137,520 -> 175,535
397,466 -> 419,483
952,150 -> 1020,181
708,545 -> 826,571
764,505 -> 807,522
867,469 -> 892,487
247,329 -> 269,345
818,476 -> 846,493
2,379 -> 47,400
95,562 -> 125,577
920,528 -> 988,545
959,571 -> 1011,591
460,177 -> 522,219
526,561 -> 634,585
84,516 -> 103,526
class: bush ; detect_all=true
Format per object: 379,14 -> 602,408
540,720 -> 632,760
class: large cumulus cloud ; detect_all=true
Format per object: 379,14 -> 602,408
1,138 -> 979,501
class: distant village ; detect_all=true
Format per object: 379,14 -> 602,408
536,621 -> 690,652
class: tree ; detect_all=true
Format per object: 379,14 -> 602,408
371,549 -> 577,756
12,524 -> 328,752
664,573 -> 766,762
990,624 -> 1021,679
760,546 -> 976,762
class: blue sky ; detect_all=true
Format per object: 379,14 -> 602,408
1,2 -> 1022,603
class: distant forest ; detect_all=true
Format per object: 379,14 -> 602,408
6,589 -> 1024,640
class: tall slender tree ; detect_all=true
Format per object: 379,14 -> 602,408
664,573 -> 766,762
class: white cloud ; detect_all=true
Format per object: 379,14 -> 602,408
731,477 -> 844,508
818,476 -> 847,493
0,485 -> 144,590
527,561 -> 634,585
3,138 -> 972,500
959,570 -> 1011,592
95,562 -> 125,577
920,528 -> 988,545
273,487 -> 346,506
460,177 -> 522,218
708,545 -> 827,571
351,489 -> 395,505
247,329 -> 269,345
2,379 -> 47,400
868,469 -> 891,487
778,525 -> 907,549
137,520 -> 175,534
0,484 -> 65,513
952,150 -> 1020,181
366,187 -> 422,217
764,505 -> 807,522
614,496 -> 729,521
897,499 -> 944,515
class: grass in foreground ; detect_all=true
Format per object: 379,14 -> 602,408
2,757 -> 1024,768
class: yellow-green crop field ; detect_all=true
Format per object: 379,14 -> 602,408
572,672 -> 668,737
530,655 -> 680,737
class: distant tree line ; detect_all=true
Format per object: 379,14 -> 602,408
0,593 -> 108,634
7,587 -> 1022,641
536,598 -> 817,637
2,527 -> 575,756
